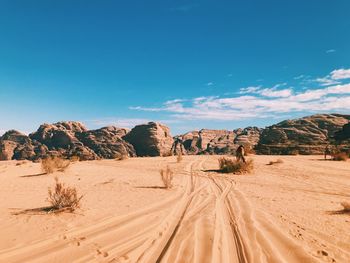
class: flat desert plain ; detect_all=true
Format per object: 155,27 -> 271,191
0,155 -> 349,263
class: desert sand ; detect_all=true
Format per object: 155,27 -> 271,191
0,155 -> 349,263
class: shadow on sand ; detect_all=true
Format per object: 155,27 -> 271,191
326,209 -> 350,215
21,172 -> 47,178
134,186 -> 167,189
10,206 -> 79,215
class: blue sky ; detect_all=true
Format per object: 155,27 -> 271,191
0,0 -> 349,135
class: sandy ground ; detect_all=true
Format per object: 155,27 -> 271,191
0,155 -> 349,263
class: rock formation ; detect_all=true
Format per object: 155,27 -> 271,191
172,127 -> 262,155
1,113 -> 350,160
77,126 -> 136,159
123,122 -> 174,156
0,130 -> 47,160
256,114 -> 350,154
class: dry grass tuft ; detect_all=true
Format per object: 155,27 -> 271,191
219,157 -> 253,174
267,159 -> 284,165
160,166 -> 174,189
48,177 -> 83,212
341,201 -> 350,211
332,152 -> 348,161
115,152 -> 128,161
177,151 -> 183,163
70,155 -> 80,162
41,156 -> 70,174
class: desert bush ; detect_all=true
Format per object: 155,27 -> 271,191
114,152 -> 128,161
218,157 -> 253,174
341,201 -> 350,211
48,177 -> 83,212
177,151 -> 183,163
332,152 -> 348,161
244,146 -> 256,156
41,156 -> 70,174
70,155 -> 80,162
160,166 -> 174,189
267,159 -> 284,165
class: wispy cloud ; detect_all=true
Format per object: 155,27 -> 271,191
326,49 -> 336,53
170,4 -> 198,12
330,68 -> 350,80
315,77 -> 340,86
294,74 -> 305,80
313,68 -> 350,86
131,67 -> 350,121
207,82 -> 214,86
240,83 -> 291,98
84,117 -> 180,129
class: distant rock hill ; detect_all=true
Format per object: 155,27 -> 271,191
171,127 -> 262,155
0,114 -> 349,160
256,114 -> 350,154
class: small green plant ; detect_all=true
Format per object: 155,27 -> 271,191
218,157 -> 253,174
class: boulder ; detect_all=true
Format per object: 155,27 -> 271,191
123,122 -> 174,156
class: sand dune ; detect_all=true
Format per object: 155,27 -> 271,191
0,155 -> 349,262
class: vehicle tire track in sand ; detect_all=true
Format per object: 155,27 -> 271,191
0,160 -> 197,263
210,173 -> 319,263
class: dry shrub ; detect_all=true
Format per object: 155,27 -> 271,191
177,151 -> 183,163
341,201 -> 350,211
48,177 -> 83,212
16,161 -> 26,166
332,152 -> 348,161
41,156 -> 70,174
218,157 -> 253,174
160,166 -> 174,189
70,155 -> 80,162
268,159 -> 284,165
114,152 -> 128,161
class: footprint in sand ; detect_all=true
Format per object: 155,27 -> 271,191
96,249 -> 109,258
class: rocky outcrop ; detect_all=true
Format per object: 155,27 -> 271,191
172,127 -> 262,155
256,114 -> 350,154
1,114 -> 350,160
29,122 -> 98,160
77,126 -> 136,159
334,122 -> 350,141
0,130 -> 48,160
123,122 -> 174,156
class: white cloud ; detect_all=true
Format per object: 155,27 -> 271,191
326,49 -> 336,53
258,88 -> 292,98
240,83 -> 291,98
85,117 -> 180,129
330,68 -> 350,80
315,77 -> 340,86
294,75 -> 305,80
131,83 -> 350,121
239,86 -> 261,94
207,82 -> 214,86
